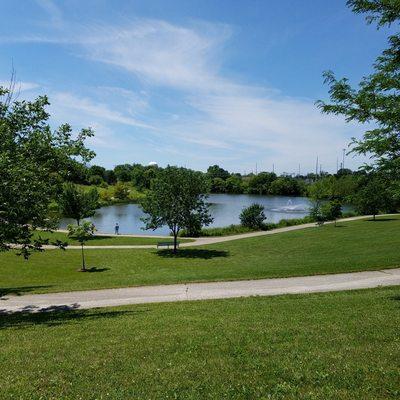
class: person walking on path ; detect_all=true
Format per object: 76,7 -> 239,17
115,223 -> 120,235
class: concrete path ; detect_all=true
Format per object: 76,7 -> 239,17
1,268 -> 399,314
56,215 -> 393,250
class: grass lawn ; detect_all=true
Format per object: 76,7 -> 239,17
33,230 -> 193,246
1,286 -> 399,399
1,215 -> 399,295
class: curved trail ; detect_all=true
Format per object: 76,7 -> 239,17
55,215 -> 392,250
1,268 -> 399,313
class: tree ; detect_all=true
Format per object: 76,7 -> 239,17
210,177 -> 227,193
59,183 -> 99,225
247,172 -> 276,194
309,201 -> 326,226
354,175 -> 392,219
321,200 -> 342,226
104,169 -> 117,185
113,182 -> 130,200
114,164 -> 133,182
240,203 -> 266,229
225,175 -> 244,194
207,165 -> 230,181
89,165 -> 106,180
141,166 -> 213,253
67,221 -> 96,271
269,176 -> 305,196
317,0 -> 400,177
0,84 -> 94,258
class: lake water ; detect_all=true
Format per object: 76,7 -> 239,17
59,194 -> 315,235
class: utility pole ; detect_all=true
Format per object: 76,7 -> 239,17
255,162 -> 258,175
336,157 -> 339,174
315,156 -> 319,177
272,163 -> 275,174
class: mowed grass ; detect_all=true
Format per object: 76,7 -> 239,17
32,230 -> 193,246
1,287 -> 399,399
1,216 -> 399,295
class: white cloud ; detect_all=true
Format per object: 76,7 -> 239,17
1,17 -> 365,172
51,92 -> 153,130
69,19 -> 363,171
0,80 -> 40,92
79,20 -> 232,92
35,0 -> 63,28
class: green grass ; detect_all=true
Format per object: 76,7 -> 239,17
33,230 -> 193,246
1,287 -> 399,399
1,216 -> 399,295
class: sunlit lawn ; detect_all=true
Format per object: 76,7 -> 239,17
1,287 -> 399,399
1,216 -> 399,295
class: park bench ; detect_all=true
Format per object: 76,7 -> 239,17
157,241 -> 180,249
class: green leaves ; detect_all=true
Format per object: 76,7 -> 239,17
67,221 -> 96,245
0,85 -> 95,257
141,166 -> 213,248
318,0 -> 400,193
59,183 -> 99,224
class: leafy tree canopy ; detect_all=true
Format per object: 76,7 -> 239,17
141,166 -> 213,252
0,86 -> 94,257
59,183 -> 99,225
317,0 -> 400,176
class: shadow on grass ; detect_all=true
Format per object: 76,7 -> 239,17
157,249 -> 229,259
85,267 -> 109,273
0,304 -> 148,329
389,295 -> 400,302
0,286 -> 54,298
87,235 -> 113,241
365,218 -> 398,222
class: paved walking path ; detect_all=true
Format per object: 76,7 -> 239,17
54,215 -> 391,250
1,268 -> 399,314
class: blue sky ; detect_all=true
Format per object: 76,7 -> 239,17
0,0 -> 394,174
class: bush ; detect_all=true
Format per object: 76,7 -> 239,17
182,224 -> 255,237
88,175 -> 104,186
113,182 -> 130,200
240,203 -> 266,229
321,200 -> 342,225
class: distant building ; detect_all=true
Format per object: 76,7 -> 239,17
148,161 -> 158,167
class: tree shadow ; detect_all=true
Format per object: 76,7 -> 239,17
85,267 -> 109,273
389,295 -> 400,302
87,235 -> 113,241
0,285 -> 54,299
0,304 -> 149,329
156,249 -> 229,259
365,218 -> 397,222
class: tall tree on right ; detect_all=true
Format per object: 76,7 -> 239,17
317,0 -> 400,183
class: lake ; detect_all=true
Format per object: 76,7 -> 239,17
59,194 -> 315,235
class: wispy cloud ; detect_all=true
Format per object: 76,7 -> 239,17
51,92 -> 153,130
0,16 -> 364,171
0,80 -> 40,92
35,0 -> 63,28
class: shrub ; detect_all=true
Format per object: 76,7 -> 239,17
240,203 -> 266,229
88,175 -> 104,186
321,200 -> 342,225
113,182 -> 130,200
